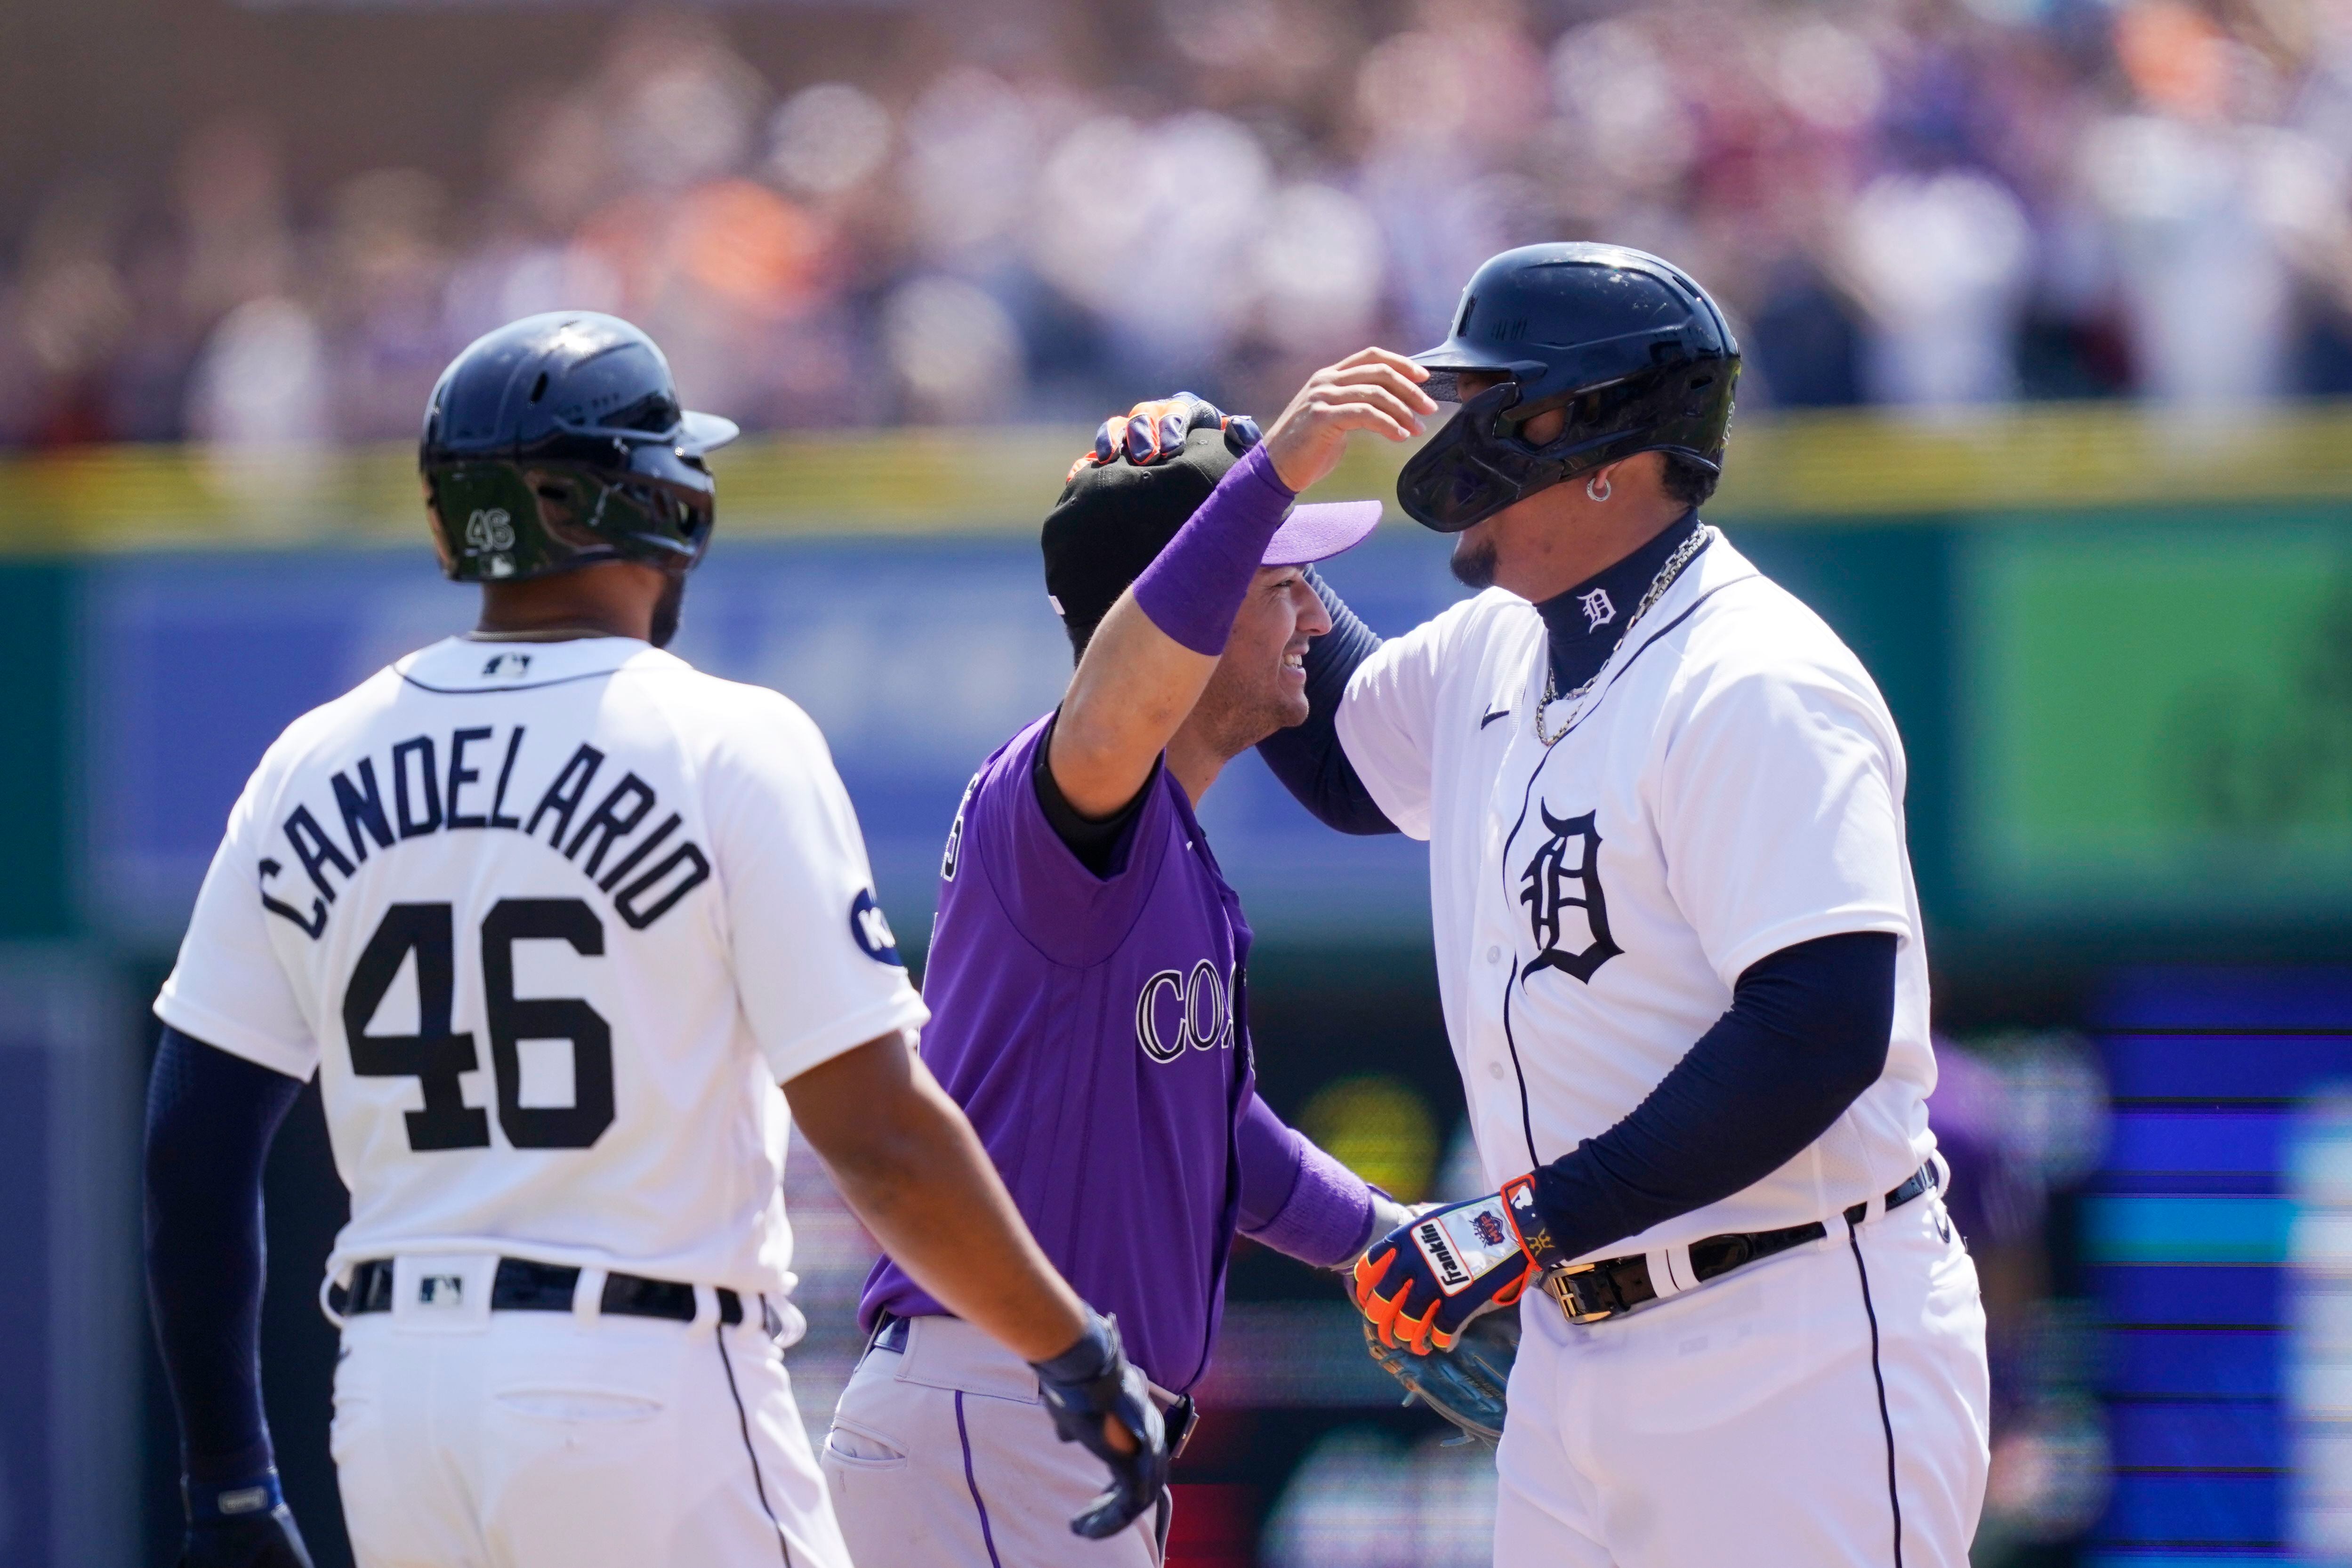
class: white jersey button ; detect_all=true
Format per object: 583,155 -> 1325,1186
1486,945 -> 1501,963
1488,1061 -> 1506,1080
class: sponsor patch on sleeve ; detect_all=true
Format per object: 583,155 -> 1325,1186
849,889 -> 903,966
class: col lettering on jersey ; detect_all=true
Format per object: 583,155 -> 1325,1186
862,715 -> 1248,1393
157,636 -> 928,1302
1135,960 -> 1237,1063
1335,535 -> 1939,1260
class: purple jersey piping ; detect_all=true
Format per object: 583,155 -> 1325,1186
954,1391 -> 1006,1568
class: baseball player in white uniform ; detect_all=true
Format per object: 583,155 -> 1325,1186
141,313 -> 1168,1568
1236,246 -> 1989,1564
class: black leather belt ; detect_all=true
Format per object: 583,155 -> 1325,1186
332,1257 -> 747,1326
867,1311 -> 1200,1460
1548,1161 -> 1940,1326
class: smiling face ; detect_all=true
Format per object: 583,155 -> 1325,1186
1185,565 -> 1333,758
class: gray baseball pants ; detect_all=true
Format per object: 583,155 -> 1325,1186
822,1313 -> 1168,1567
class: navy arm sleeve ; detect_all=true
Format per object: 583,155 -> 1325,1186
1254,566 -> 1398,836
1525,931 -> 1899,1260
145,1026 -> 305,1483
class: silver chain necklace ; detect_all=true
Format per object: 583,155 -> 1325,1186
1533,523 -> 1713,747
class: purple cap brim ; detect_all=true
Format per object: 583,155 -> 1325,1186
1261,499 -> 1384,567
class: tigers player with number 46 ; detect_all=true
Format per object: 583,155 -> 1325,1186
141,314 -> 1165,1568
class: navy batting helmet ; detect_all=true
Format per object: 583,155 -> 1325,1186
1395,244 -> 1739,533
420,312 -> 740,583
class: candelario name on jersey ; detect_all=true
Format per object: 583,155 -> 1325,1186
258,724 -> 710,939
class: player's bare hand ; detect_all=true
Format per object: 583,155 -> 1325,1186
1262,348 -> 1437,493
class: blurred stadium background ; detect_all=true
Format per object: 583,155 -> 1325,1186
2,0 -> 2352,1563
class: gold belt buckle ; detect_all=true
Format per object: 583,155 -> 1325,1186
1546,1264 -> 1616,1326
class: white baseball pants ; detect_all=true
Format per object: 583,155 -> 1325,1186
822,1313 -> 1166,1568
328,1254 -> 847,1568
1494,1190 -> 1990,1568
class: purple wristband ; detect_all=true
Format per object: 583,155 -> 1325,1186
1242,1135 -> 1377,1269
1130,441 -> 1297,656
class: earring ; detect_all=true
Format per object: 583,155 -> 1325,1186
1586,472 -> 1612,502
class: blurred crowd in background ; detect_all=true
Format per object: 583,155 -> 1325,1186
7,0 -> 2352,454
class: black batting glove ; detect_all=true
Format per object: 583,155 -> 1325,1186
1029,1308 -> 1169,1539
180,1472 -> 314,1568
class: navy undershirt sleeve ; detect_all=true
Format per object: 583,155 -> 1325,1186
145,1026 -> 304,1483
1254,566 -> 1398,836
1526,930 -> 1899,1260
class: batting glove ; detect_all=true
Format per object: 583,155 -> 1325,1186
1067,393 -> 1262,479
179,1472 -> 315,1568
1352,1177 -> 1563,1356
1030,1308 -> 1170,1539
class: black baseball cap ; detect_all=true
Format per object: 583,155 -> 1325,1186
1041,423 -> 1382,650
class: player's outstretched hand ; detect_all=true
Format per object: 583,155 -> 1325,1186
1072,393 -> 1261,477
1261,348 -> 1438,494
1353,1185 -> 1547,1356
1029,1307 -> 1170,1539
180,1508 -> 316,1568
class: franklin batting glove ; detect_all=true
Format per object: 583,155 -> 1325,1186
180,1471 -> 315,1568
1352,1177 -> 1564,1355
1030,1308 -> 1170,1539
1068,393 -> 1262,480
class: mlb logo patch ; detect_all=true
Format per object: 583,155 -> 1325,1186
419,1274 -> 464,1308
480,651 -> 533,681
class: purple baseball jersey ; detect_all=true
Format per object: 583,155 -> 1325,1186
860,713 -> 1251,1392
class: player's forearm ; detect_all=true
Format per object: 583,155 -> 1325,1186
144,1028 -> 304,1481
1523,931 -> 1899,1261
1052,590 -> 1219,817
1234,1092 -> 1402,1267
1052,444 -> 1297,818
786,1033 -> 1089,1363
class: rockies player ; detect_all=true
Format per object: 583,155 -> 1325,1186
142,312 -> 1164,1568
821,358 -> 1433,1565
1147,246 -> 1991,1565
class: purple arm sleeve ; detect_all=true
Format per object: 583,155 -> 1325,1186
1235,1093 -> 1378,1268
1130,442 -> 1296,656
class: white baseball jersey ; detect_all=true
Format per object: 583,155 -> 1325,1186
156,634 -> 929,1299
1335,530 -> 1935,1259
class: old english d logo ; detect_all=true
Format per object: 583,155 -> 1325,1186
1519,805 -> 1622,983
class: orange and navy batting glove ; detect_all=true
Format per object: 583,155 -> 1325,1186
1352,1176 -> 1564,1355
1066,393 -> 1262,481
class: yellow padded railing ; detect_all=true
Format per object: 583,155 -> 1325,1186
3,400 -> 2350,553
